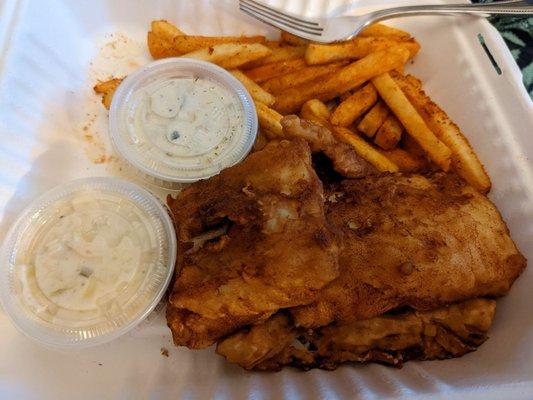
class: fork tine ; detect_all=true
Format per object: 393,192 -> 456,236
241,0 -> 321,27
240,1 -> 323,33
239,3 -> 323,35
239,4 -> 323,36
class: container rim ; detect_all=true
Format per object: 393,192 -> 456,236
109,57 -> 258,184
0,177 -> 177,348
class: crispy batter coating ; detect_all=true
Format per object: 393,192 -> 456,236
166,139 -> 339,348
280,115 -> 377,178
292,173 -> 526,328
216,299 -> 496,371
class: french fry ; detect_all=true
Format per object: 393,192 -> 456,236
405,74 -> 422,89
334,127 -> 399,172
280,31 -> 310,46
147,32 -> 173,59
359,24 -> 412,41
230,70 -> 275,106
256,102 -> 284,139
261,62 -> 346,94
402,133 -> 428,160
151,20 -> 185,38
393,72 -> 491,192
182,43 -> 272,69
274,46 -> 410,115
148,33 -> 267,59
94,78 -> 123,110
245,58 -> 307,83
242,46 -> 306,69
302,99 -> 331,120
378,148 -> 427,172
374,114 -> 403,150
330,83 -> 378,127
305,38 -> 420,65
265,40 -> 283,48
371,72 -> 451,171
339,91 -> 354,102
300,99 -> 333,129
357,101 -> 390,137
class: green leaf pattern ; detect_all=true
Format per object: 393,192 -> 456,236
474,0 -> 533,99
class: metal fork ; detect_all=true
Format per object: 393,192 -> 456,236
239,0 -> 533,43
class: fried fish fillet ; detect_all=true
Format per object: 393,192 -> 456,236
166,139 -> 339,349
292,173 -> 526,328
280,115 -> 377,178
216,299 -> 496,371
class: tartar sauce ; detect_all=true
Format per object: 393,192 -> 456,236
124,77 -> 246,178
15,193 -> 158,326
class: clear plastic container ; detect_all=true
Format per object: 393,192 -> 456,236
109,58 -> 258,186
0,177 -> 177,348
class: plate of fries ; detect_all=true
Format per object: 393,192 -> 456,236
1,0 -> 532,399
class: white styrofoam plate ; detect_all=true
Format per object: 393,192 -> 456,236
1,0 -> 532,399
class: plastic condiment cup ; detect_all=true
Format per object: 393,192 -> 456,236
109,58 -> 258,187
0,177 -> 177,348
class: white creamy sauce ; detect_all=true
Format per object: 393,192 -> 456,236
15,194 -> 158,325
126,77 -> 245,170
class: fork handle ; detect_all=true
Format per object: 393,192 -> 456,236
371,0 -> 533,21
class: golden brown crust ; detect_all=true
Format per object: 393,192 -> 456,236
280,115 -> 377,179
292,173 -> 526,328
166,139 -> 339,349
217,299 -> 497,371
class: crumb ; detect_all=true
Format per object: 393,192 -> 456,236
160,347 -> 169,357
98,363 -> 103,366
94,155 -> 108,164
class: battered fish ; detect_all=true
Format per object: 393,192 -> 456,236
217,299 -> 496,371
166,139 -> 339,348
280,115 -> 377,179
292,173 -> 526,328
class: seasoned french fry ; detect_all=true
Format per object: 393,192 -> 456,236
402,133 -> 428,160
182,43 -> 271,69
300,99 -> 333,129
242,46 -> 306,69
378,148 -> 427,172
280,31 -> 310,46
256,102 -> 284,139
274,46 -> 410,115
357,101 -> 390,137
374,114 -> 403,150
339,91 -> 354,102
245,58 -> 307,83
94,78 -> 123,110
148,33 -> 267,59
405,74 -> 422,89
151,20 -> 185,38
359,24 -> 412,40
147,32 -> 173,59
333,127 -> 399,172
265,40 -> 283,48
230,70 -> 275,106
393,72 -> 491,192
305,38 -> 420,65
302,99 -> 331,120
261,62 -> 346,94
371,72 -> 451,171
330,83 -> 378,127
